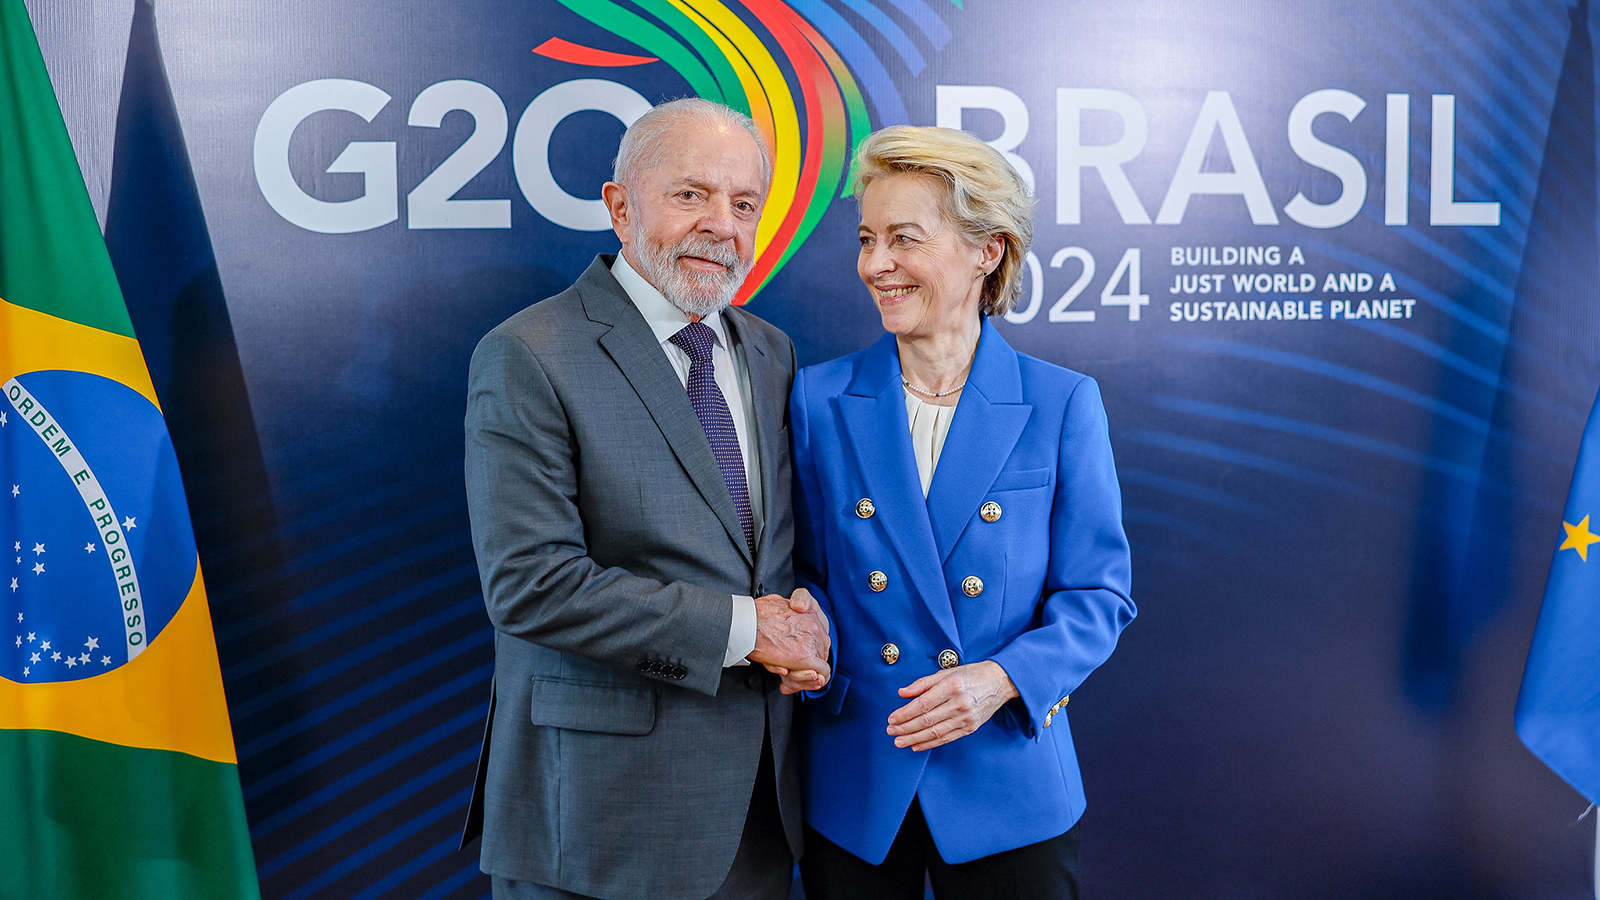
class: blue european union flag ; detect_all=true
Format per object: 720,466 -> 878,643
1516,388 -> 1600,805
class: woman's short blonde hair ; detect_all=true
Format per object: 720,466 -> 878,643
850,125 -> 1034,316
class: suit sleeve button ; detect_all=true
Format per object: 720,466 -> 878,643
637,659 -> 652,673
672,665 -> 687,680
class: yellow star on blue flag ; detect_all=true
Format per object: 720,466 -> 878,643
1559,514 -> 1600,561
1518,390 -> 1600,806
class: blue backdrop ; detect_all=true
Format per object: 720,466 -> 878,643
23,0 -> 1600,897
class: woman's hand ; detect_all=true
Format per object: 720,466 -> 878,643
886,660 -> 1018,751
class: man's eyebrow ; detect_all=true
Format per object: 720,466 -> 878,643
665,176 -> 763,198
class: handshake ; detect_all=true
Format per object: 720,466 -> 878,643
747,588 -> 831,694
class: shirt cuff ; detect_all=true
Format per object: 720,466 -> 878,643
725,594 -> 757,667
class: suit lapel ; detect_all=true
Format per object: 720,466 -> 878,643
837,335 -> 962,652
724,308 -> 785,576
578,258 -> 754,565
925,320 -> 1033,563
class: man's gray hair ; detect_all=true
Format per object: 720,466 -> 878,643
613,98 -> 773,189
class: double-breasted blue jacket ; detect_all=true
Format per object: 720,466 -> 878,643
790,319 -> 1135,865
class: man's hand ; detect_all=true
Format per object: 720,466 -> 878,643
748,588 -> 831,694
886,660 -> 1017,751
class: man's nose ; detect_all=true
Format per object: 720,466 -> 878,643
696,197 -> 738,240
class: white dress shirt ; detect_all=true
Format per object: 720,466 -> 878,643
612,254 -> 760,667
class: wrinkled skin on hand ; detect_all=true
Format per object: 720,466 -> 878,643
748,588 -> 831,694
886,660 -> 1018,751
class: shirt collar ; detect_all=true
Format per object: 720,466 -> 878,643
612,253 -> 730,351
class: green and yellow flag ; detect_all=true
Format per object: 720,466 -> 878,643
0,3 -> 259,897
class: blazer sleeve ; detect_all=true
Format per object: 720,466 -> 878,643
465,329 -> 732,697
789,366 -> 845,707
988,376 -> 1135,737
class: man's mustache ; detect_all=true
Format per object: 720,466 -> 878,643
673,240 -> 741,275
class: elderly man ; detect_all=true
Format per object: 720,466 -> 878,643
462,98 -> 829,900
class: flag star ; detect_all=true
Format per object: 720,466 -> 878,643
100,656 -> 111,666
12,636 -> 18,648
50,651 -> 60,661
78,653 -> 89,664
32,543 -> 44,556
21,668 -> 27,677
10,485 -> 17,497
9,579 -> 16,592
40,640 -> 50,651
29,653 -> 39,664
1560,515 -> 1600,562
11,542 -> 17,551
0,411 -> 6,425
26,633 -> 34,643
85,543 -> 96,554
31,562 -> 43,575
64,656 -> 76,668
122,516 -> 137,530
84,637 -> 98,651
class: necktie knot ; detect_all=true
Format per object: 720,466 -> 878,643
669,321 -> 717,364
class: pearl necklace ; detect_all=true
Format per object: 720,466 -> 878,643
901,376 -> 966,398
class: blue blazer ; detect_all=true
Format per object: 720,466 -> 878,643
790,319 -> 1135,865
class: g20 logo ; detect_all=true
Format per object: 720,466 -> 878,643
253,77 -> 649,234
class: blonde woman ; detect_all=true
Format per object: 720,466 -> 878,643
790,126 -> 1135,898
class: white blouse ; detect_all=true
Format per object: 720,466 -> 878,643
904,388 -> 957,497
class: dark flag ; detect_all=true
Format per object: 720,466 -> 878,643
104,0 -> 283,582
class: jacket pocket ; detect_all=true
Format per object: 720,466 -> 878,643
528,676 -> 657,735
990,467 -> 1052,492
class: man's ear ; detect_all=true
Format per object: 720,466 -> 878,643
602,181 -> 630,243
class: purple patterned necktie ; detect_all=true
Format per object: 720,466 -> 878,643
669,321 -> 754,552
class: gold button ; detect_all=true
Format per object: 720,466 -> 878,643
881,643 -> 900,664
856,498 -> 875,519
1060,695 -> 1070,708
1044,712 -> 1054,727
937,649 -> 960,669
980,501 -> 1002,523
961,576 -> 983,597
868,570 -> 888,592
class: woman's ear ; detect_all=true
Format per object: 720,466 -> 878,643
980,235 -> 1004,275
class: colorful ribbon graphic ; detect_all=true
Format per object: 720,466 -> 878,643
545,0 -> 957,303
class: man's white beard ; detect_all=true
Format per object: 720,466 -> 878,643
634,232 -> 752,319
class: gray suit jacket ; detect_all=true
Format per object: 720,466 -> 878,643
463,256 -> 800,900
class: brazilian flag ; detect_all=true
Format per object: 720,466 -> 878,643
0,2 -> 260,898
